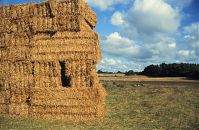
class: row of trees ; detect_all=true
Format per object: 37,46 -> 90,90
141,63 -> 199,79
97,69 -> 137,75
98,63 -> 199,79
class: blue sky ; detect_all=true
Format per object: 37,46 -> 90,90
1,0 -> 198,72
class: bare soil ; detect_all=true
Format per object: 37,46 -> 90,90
99,75 -> 199,88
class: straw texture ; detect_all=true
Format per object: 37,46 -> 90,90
0,0 -> 105,120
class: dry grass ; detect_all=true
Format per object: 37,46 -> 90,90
99,74 -> 199,82
0,79 -> 198,130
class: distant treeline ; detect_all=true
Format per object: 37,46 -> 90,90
98,63 -> 199,79
141,63 -> 199,79
97,70 -> 116,74
97,70 -> 139,75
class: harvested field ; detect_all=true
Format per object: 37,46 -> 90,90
99,74 -> 198,82
0,76 -> 198,129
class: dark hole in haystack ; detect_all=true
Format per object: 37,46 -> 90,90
31,62 -> 35,76
59,61 -> 71,87
26,96 -> 31,106
85,18 -> 94,29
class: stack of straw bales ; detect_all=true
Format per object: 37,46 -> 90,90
0,0 -> 106,120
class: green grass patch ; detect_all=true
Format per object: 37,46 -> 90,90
0,81 -> 198,130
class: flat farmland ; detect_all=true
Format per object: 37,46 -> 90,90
99,75 -> 199,87
99,74 -> 198,82
99,75 -> 199,129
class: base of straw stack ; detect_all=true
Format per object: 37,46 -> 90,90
0,85 -> 105,120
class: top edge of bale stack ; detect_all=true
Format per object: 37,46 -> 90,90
0,0 -> 97,33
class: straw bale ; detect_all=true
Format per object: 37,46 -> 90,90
27,16 -> 75,32
76,16 -> 95,31
0,93 -> 6,104
75,62 -> 81,87
30,17 -> 58,32
0,6 -> 10,18
28,93 -> 105,120
0,0 -> 97,32
8,104 -> 29,117
10,86 -> 29,96
0,18 -> 30,33
1,90 -> 7,96
79,1 -> 97,27
31,52 -> 95,61
33,61 -> 59,76
0,80 -> 10,91
10,95 -> 28,104
34,76 -> 60,88
79,61 -> 87,87
0,0 -> 106,121
30,112 -> 97,120
35,2 -> 50,17
32,31 -> 98,40
31,43 -> 94,54
57,0 -> 73,15
0,62 -> 33,77
55,15 -> 78,31
8,74 -> 33,93
0,2 -> 50,19
32,38 -> 96,47
96,104 -> 105,118
30,105 -> 97,114
0,19 -> 11,33
0,34 -> 30,47
1,65 -> 15,77
50,76 -> 61,87
10,4 -> 32,18
31,88 -> 102,100
0,46 -> 31,61
48,0 -> 58,16
31,97 -> 97,106
0,104 -> 7,114
64,61 -> 72,76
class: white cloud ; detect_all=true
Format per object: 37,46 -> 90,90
84,0 -> 129,11
165,0 -> 193,10
111,0 -> 180,37
183,22 -> 199,54
184,35 -> 196,40
101,32 -> 151,59
101,58 -> 122,66
111,11 -> 124,26
184,22 -> 199,37
98,57 -> 150,72
98,58 -> 128,72
168,43 -> 176,49
100,32 -> 179,71
178,50 -> 195,58
145,37 -> 176,59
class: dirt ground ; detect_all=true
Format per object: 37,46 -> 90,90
99,75 -> 199,88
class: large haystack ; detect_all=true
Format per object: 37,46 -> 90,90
0,0 -> 106,120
